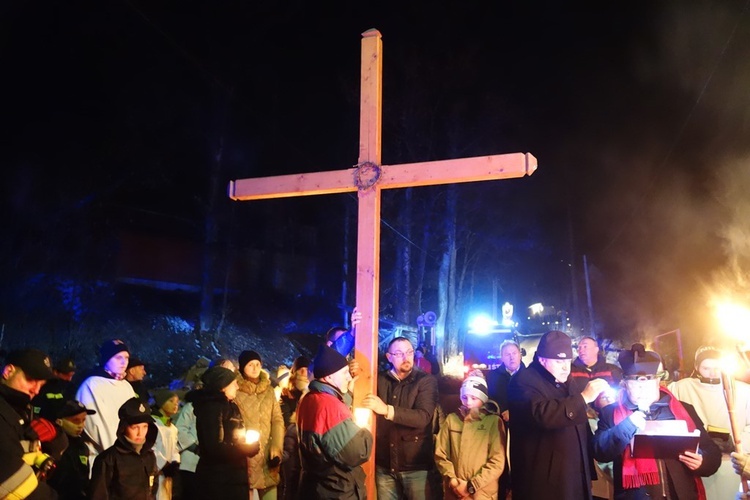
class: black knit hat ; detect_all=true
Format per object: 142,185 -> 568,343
239,350 -> 262,374
536,330 -> 573,359
291,356 -> 311,374
619,343 -> 662,378
127,357 -> 145,370
201,366 -> 237,392
100,339 -> 129,366
5,349 -> 56,381
153,389 -> 178,409
118,397 -> 152,425
694,345 -> 722,369
313,344 -> 349,380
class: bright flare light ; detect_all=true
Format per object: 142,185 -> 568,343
720,355 -> 741,378
714,301 -> 750,344
469,314 -> 499,335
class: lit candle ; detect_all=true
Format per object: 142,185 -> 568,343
245,430 -> 260,444
354,408 -> 371,429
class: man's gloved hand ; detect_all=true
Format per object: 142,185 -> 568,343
32,419 -> 69,460
731,452 -> 750,479
162,461 -> 181,478
30,418 -> 57,442
268,456 -> 281,468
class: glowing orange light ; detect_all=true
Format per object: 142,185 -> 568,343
714,301 -> 750,344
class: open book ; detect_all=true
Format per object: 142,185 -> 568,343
630,420 -> 700,459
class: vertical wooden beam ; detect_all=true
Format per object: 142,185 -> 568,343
353,29 -> 382,496
358,29 -> 382,165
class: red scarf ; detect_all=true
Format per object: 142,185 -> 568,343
613,387 -> 706,499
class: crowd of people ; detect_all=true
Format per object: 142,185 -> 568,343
2,327 -> 750,500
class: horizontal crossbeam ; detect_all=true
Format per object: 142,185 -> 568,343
228,152 -> 537,201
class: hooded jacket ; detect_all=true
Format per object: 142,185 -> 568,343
235,369 -> 284,490
188,388 -> 252,500
88,415 -> 159,499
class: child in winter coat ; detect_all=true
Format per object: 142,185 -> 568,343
152,390 -> 181,500
48,400 -> 97,499
435,370 -> 506,500
89,397 -> 159,499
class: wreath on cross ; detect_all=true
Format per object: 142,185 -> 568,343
353,161 -> 382,190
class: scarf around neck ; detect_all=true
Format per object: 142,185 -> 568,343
613,387 -> 705,499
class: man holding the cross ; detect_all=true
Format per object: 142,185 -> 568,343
362,337 -> 439,500
228,29 -> 537,497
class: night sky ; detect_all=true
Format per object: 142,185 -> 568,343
3,1 -> 750,353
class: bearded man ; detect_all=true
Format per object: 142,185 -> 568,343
362,337 -> 439,499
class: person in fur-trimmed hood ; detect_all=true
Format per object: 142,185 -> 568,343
235,350 -> 284,499
435,370 -> 506,500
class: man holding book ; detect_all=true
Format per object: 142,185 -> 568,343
592,343 -> 721,499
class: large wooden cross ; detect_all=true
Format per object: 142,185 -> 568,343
228,29 -> 537,495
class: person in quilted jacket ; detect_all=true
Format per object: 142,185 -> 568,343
235,351 -> 284,500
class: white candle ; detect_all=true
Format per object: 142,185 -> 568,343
245,429 -> 260,444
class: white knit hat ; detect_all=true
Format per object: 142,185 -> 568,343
461,371 -> 488,403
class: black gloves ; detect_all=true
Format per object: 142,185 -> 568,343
267,456 -> 281,468
162,461 -> 181,478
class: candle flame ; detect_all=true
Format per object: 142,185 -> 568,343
353,408 -> 371,429
245,429 -> 260,444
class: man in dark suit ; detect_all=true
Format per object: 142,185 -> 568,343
507,330 -> 609,500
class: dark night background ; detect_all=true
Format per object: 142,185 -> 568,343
2,1 -> 749,383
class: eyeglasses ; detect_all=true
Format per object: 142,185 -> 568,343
388,349 -> 415,359
623,371 -> 668,382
